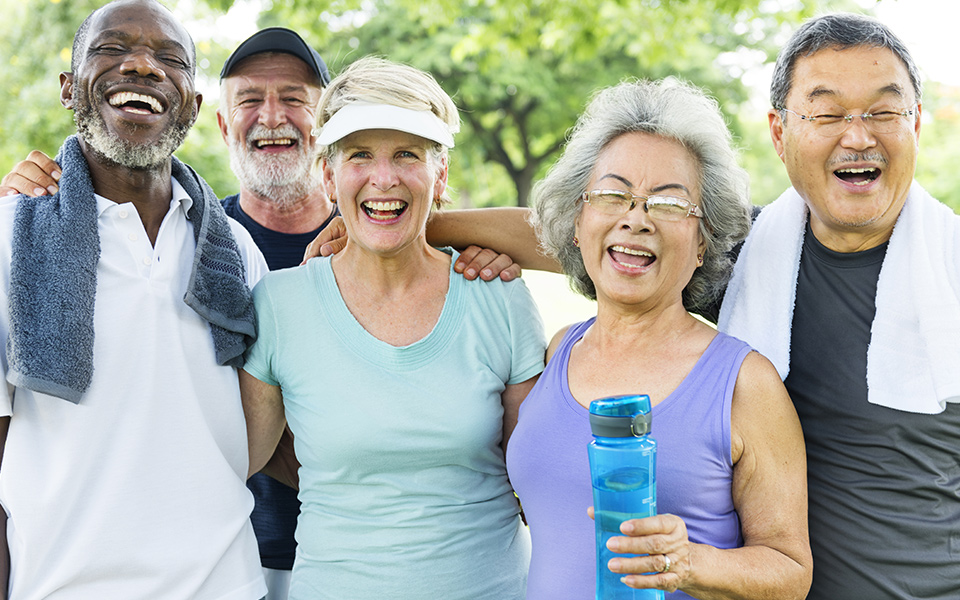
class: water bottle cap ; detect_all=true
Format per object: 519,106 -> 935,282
588,394 -> 652,438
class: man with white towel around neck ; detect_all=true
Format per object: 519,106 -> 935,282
718,12 -> 960,600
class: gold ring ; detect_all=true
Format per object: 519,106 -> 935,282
661,554 -> 672,573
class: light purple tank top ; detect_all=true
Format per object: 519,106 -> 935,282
506,318 -> 751,600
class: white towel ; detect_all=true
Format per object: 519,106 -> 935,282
719,182 -> 960,414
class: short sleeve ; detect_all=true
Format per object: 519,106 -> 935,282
228,218 -> 269,288
503,278 -> 546,385
242,276 -> 281,387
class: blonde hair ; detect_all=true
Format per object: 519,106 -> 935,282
316,56 -> 459,207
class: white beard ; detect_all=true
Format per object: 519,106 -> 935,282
228,124 -> 322,210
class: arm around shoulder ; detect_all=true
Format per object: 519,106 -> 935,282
426,208 -> 561,273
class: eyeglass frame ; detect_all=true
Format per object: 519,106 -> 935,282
774,104 -> 918,136
579,189 -> 705,220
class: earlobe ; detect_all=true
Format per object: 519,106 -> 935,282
60,72 -> 74,109
913,102 -> 922,142
434,156 -> 449,198
768,109 -> 786,163
192,93 -> 203,124
321,159 -> 337,198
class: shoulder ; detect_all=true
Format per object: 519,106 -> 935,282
0,194 -> 20,268
0,193 -> 21,225
228,217 -> 268,286
729,349 -> 796,435
220,193 -> 239,210
546,325 -> 573,362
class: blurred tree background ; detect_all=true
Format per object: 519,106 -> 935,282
1,0 -> 957,213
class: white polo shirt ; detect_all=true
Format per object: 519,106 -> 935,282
0,181 -> 268,599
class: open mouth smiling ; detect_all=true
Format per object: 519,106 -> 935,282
107,91 -> 164,115
609,245 -> 655,269
254,138 -> 296,149
362,200 -> 408,221
834,167 -> 880,186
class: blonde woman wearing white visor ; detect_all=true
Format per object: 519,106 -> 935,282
239,56 -> 545,600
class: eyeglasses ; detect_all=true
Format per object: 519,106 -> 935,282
580,190 -> 704,221
775,105 -> 917,137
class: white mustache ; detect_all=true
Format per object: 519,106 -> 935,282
245,124 -> 302,147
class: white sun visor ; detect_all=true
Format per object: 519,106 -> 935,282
315,102 -> 457,148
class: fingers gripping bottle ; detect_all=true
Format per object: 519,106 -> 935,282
588,394 -> 663,600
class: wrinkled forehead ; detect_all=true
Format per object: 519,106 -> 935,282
225,53 -> 323,91
789,46 -> 915,106
85,0 -> 193,61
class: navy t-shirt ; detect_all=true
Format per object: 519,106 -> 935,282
223,193 -> 339,570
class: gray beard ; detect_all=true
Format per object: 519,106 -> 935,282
73,83 -> 191,170
228,132 -> 321,211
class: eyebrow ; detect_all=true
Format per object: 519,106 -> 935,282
234,84 -> 313,97
89,29 -> 191,61
805,83 -> 906,102
598,173 -> 691,195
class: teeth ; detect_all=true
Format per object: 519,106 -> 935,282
108,91 -> 163,114
611,245 -> 653,257
256,138 -> 293,148
363,200 -> 405,212
836,167 -> 877,174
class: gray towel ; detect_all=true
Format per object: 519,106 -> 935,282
6,135 -> 257,404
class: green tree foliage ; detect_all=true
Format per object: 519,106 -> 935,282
262,0 -> 808,207
914,82 -> 960,211
0,0 -> 100,170
1,0 -> 955,213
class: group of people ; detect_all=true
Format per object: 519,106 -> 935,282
0,1 -> 957,600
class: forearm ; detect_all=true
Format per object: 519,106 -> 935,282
238,370 -> 286,477
426,207 -> 561,273
680,542 -> 811,600
259,427 -> 300,490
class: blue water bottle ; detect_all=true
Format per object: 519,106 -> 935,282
588,394 -> 663,600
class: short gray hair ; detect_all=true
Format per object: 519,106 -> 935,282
770,12 -> 922,110
532,79 -> 751,311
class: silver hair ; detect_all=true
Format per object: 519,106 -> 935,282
532,79 -> 751,311
770,12 -> 922,110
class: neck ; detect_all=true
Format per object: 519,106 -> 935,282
80,142 -> 173,245
333,239 -> 447,294
238,187 -> 334,234
809,218 -> 895,253
591,298 -> 698,352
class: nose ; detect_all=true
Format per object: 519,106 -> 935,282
839,115 -> 878,151
619,200 -> 655,233
119,50 -> 166,82
370,157 -> 400,191
257,95 -> 287,129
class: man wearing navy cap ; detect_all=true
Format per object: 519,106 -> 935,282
216,27 -> 337,600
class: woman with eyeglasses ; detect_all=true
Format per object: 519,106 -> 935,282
505,79 -> 812,599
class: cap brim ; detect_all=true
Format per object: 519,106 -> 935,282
316,103 -> 455,148
220,27 -> 330,85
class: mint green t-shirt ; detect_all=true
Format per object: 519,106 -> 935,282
244,252 -> 545,600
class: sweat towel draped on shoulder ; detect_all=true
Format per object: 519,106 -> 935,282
718,183 -> 960,414
6,135 -> 257,404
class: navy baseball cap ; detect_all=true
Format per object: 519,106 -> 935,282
220,27 -> 330,85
